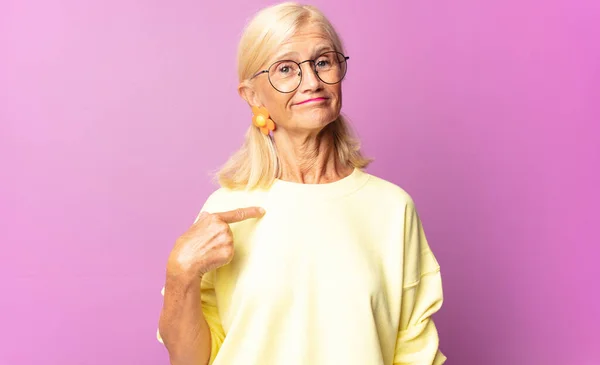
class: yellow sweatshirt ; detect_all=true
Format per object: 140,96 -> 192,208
158,167 -> 446,365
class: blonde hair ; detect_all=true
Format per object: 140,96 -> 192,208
215,2 -> 371,190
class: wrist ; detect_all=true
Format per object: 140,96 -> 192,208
166,257 -> 202,284
165,270 -> 203,297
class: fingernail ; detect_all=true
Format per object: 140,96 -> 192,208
259,208 -> 266,214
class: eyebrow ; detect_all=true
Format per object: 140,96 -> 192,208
273,45 -> 335,62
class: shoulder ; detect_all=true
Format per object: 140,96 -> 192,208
361,171 -> 417,210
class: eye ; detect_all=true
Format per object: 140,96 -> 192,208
271,61 -> 299,78
315,54 -> 334,70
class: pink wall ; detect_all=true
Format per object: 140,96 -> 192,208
2,0 -> 598,364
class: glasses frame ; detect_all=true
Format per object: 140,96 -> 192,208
251,51 -> 350,93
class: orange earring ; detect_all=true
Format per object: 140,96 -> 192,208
252,106 -> 276,136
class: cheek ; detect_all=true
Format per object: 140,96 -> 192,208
264,92 -> 292,122
328,85 -> 342,106
334,93 -> 342,110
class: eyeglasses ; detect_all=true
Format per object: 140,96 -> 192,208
251,51 -> 349,93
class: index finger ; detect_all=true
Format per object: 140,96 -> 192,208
214,207 -> 266,224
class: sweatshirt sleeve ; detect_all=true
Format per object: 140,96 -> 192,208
393,199 -> 446,365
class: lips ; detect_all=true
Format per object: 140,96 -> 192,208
296,97 -> 328,105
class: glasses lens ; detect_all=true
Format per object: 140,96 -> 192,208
315,51 -> 347,84
268,60 -> 301,93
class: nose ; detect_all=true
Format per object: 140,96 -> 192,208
298,61 -> 321,92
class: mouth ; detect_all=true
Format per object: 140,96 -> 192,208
295,97 -> 328,105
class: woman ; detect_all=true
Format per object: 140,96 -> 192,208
157,2 -> 446,365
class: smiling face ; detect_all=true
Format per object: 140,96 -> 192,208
240,23 -> 345,135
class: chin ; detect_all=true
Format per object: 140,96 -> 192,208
298,117 -> 336,132
306,109 -> 338,123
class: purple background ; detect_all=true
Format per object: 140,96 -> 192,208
2,0 -> 598,364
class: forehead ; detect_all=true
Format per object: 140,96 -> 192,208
272,23 -> 334,60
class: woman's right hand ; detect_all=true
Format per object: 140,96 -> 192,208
167,207 -> 265,277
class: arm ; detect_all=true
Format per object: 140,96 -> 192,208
157,267 -> 225,365
157,197 -> 253,365
393,200 -> 446,365
158,268 -> 211,365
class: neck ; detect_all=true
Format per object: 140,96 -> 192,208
273,125 -> 353,184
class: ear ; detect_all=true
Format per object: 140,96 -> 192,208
238,81 -> 261,107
